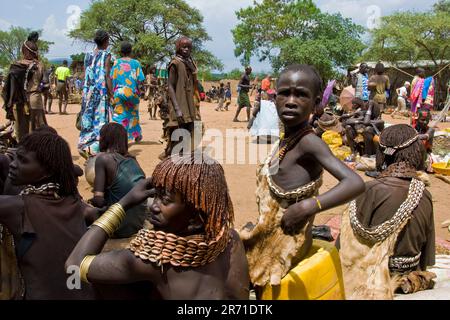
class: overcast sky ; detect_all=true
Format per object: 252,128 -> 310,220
0,0 -> 438,72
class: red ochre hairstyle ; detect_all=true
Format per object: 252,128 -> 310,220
152,152 -> 234,240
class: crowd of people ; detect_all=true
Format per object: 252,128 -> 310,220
0,29 -> 443,301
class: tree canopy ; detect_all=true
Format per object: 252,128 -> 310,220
0,27 -> 53,69
363,3 -> 450,68
69,0 -> 223,71
232,0 -> 365,80
434,0 -> 450,14
362,2 -> 450,103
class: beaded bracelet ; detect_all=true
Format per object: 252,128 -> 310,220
313,196 -> 322,211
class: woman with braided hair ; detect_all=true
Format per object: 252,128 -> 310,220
339,124 -> 436,299
66,152 -> 250,300
0,131 -> 94,299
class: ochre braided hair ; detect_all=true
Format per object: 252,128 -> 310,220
20,132 -> 77,196
152,153 -> 234,240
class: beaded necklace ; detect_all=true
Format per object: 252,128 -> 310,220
20,183 -> 61,199
272,125 -> 313,164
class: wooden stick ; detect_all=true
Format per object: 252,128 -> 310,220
435,174 -> 450,185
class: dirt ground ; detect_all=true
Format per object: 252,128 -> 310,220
2,99 -> 449,247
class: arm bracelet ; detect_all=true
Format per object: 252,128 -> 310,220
313,196 -> 323,211
92,203 -> 126,237
79,255 -> 96,284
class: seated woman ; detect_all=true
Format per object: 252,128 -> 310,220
90,123 -> 147,239
240,64 -> 365,288
342,99 -> 384,156
66,153 -> 250,300
339,124 -> 436,299
413,109 -> 435,172
0,132 -> 94,300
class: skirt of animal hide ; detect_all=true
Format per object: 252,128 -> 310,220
339,206 -> 412,300
239,163 -> 317,287
392,271 -> 436,294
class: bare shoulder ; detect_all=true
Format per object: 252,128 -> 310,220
301,133 -> 332,155
95,153 -> 112,165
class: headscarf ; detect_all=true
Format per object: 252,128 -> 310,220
21,40 -> 39,61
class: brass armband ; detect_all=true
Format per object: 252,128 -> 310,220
92,203 -> 126,237
79,255 -> 96,284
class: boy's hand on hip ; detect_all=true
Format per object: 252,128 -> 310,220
281,199 -> 317,236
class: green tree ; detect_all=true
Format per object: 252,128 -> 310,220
70,53 -> 86,63
223,68 -> 244,80
363,7 -> 450,101
434,0 -> 450,14
232,0 -> 365,80
69,0 -> 222,71
0,27 -> 53,68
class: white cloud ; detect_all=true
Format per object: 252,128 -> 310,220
43,15 -> 67,38
42,12 -> 86,59
186,0 -> 270,72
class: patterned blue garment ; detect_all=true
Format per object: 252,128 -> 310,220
361,74 -> 369,101
355,73 -> 369,102
78,50 -> 112,157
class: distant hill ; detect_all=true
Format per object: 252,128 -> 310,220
48,58 -> 73,65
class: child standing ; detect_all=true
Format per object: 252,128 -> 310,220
240,64 -> 365,288
215,83 -> 226,112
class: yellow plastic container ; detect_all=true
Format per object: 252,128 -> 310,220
259,240 -> 345,300
432,162 -> 450,176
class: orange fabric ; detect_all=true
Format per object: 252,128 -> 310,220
261,78 -> 271,91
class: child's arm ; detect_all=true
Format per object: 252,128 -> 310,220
281,135 -> 365,235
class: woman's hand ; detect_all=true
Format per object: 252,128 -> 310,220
119,178 -> 155,211
281,198 -> 318,236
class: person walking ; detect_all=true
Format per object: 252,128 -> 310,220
54,60 -> 71,115
78,30 -> 113,158
110,41 -> 145,143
